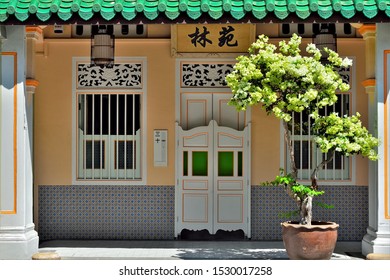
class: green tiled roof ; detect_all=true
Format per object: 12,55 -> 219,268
0,0 -> 389,23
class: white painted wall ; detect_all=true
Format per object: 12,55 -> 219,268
363,23 -> 390,256
0,26 -> 38,260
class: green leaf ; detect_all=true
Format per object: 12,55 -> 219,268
314,202 -> 335,209
278,210 -> 300,219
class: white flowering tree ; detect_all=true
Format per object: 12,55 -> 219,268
226,34 -> 379,225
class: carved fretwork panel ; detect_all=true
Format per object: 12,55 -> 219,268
181,63 -> 234,88
180,62 -> 352,89
77,63 -> 143,89
336,65 -> 352,87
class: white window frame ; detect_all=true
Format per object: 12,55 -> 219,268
281,57 -> 356,186
72,57 -> 147,185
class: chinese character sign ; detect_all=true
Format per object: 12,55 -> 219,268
176,24 -> 255,53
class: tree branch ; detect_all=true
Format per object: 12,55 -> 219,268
311,148 -> 336,189
283,120 -> 297,180
282,120 -> 301,205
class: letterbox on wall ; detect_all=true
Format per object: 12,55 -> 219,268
154,130 -> 167,166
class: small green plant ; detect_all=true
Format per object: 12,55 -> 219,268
263,168 -> 333,222
227,34 -> 380,225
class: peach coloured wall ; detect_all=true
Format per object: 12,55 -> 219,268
339,38 -> 370,186
34,38 -> 176,187
34,39 -> 75,186
33,33 -> 370,189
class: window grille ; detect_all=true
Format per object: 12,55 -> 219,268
77,93 -> 141,180
85,140 -> 105,169
115,140 -> 136,169
288,93 -> 351,181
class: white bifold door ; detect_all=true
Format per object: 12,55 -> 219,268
176,93 -> 251,237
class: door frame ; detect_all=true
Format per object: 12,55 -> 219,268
174,59 -> 251,125
174,59 -> 252,238
175,120 -> 251,237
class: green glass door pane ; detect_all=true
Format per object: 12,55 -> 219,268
183,151 -> 188,176
192,151 -> 208,176
238,151 -> 243,177
218,152 -> 234,176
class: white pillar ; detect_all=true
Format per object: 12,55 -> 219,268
0,26 -> 39,259
362,23 -> 390,256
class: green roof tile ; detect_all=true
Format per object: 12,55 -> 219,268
0,0 -> 389,23
362,2 -> 379,19
71,0 -> 80,11
296,0 -> 310,18
122,11 -> 136,20
49,0 -> 60,12
332,0 -> 341,11
309,0 -> 318,11
179,0 -> 187,10
377,0 -> 387,10
354,0 -> 363,11
243,0 -> 251,11
287,0 -> 296,12
122,0 -> 136,12
158,0 -> 166,10
341,6 -> 356,19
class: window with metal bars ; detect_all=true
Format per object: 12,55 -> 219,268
287,93 -> 351,181
77,93 -> 141,180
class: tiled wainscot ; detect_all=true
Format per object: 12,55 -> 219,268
38,185 -> 368,241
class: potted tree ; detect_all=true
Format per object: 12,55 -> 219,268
226,34 -> 380,259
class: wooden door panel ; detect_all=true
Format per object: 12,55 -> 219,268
176,122 -> 213,234
213,124 -> 250,233
183,193 -> 209,223
181,94 -> 212,130
176,93 -> 251,238
217,194 -> 244,223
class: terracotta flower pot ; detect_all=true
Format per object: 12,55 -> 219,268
281,221 -> 339,260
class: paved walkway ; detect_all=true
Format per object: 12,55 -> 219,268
38,240 -> 365,260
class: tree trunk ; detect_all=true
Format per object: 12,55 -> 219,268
300,149 -> 335,225
282,121 -> 301,206
283,121 -> 297,179
300,196 -> 313,225
311,149 -> 336,190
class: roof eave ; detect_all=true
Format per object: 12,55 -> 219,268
1,12 -> 389,26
